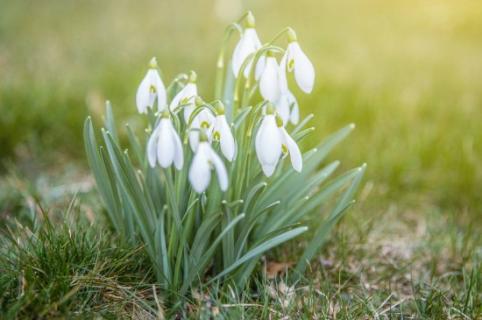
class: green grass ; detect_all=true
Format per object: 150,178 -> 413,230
1,0 -> 481,318
1,172 -> 479,318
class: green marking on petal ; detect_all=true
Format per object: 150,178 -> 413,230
288,59 -> 295,72
282,144 -> 288,154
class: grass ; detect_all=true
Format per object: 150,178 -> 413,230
1,0 -> 481,318
1,171 -> 479,318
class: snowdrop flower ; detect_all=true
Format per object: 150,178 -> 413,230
275,89 -> 299,125
258,51 -> 281,103
255,105 -> 302,177
169,71 -> 198,122
136,57 -> 167,113
188,107 -> 216,151
147,111 -> 183,170
232,12 -> 261,78
189,130 -> 229,193
212,103 -> 236,161
279,29 -> 315,94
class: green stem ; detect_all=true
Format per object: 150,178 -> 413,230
214,23 -> 242,100
268,27 -> 293,46
165,168 -> 182,263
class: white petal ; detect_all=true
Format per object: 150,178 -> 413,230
277,90 -> 299,125
232,28 -> 260,78
261,163 -> 277,177
246,28 -> 262,49
168,86 -> 184,112
289,95 -> 300,125
243,58 -> 255,79
136,72 -> 152,113
171,123 -> 184,170
232,33 -> 250,77
157,119 -> 175,168
189,131 -> 200,152
259,57 -> 280,102
198,109 -> 215,125
255,55 -> 266,80
285,45 -> 295,72
255,115 -> 282,171
208,145 -> 229,191
275,93 -> 291,125
151,70 -> 167,111
184,105 -> 195,123
278,52 -> 289,94
216,115 -> 236,161
169,83 -> 197,122
147,126 -> 159,167
189,143 -> 212,193
243,29 -> 262,79
281,127 -> 302,172
291,42 -> 315,93
189,110 -> 215,150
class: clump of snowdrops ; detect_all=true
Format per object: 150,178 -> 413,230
84,12 -> 365,299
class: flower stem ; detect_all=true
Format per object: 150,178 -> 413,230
214,23 -> 242,101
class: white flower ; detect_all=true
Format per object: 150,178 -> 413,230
169,71 -> 197,122
188,109 -> 216,151
279,37 -> 315,94
255,114 -> 282,177
259,54 -> 281,103
189,139 -> 228,193
255,109 -> 302,177
136,57 -> 167,113
275,90 -> 299,125
232,21 -> 261,78
147,115 -> 183,170
279,126 -> 302,173
212,114 -> 236,161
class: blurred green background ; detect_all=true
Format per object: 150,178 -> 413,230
1,0 -> 481,220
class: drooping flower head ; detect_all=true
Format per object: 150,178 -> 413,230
212,102 -> 236,161
275,89 -> 299,125
136,57 -> 167,113
258,50 -> 281,103
169,71 -> 198,122
255,48 -> 300,125
189,129 -> 229,193
255,104 -> 302,177
188,99 -> 216,151
232,12 -> 262,78
147,110 -> 184,170
187,100 -> 236,162
279,29 -> 315,94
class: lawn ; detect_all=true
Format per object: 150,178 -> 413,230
1,0 -> 481,318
